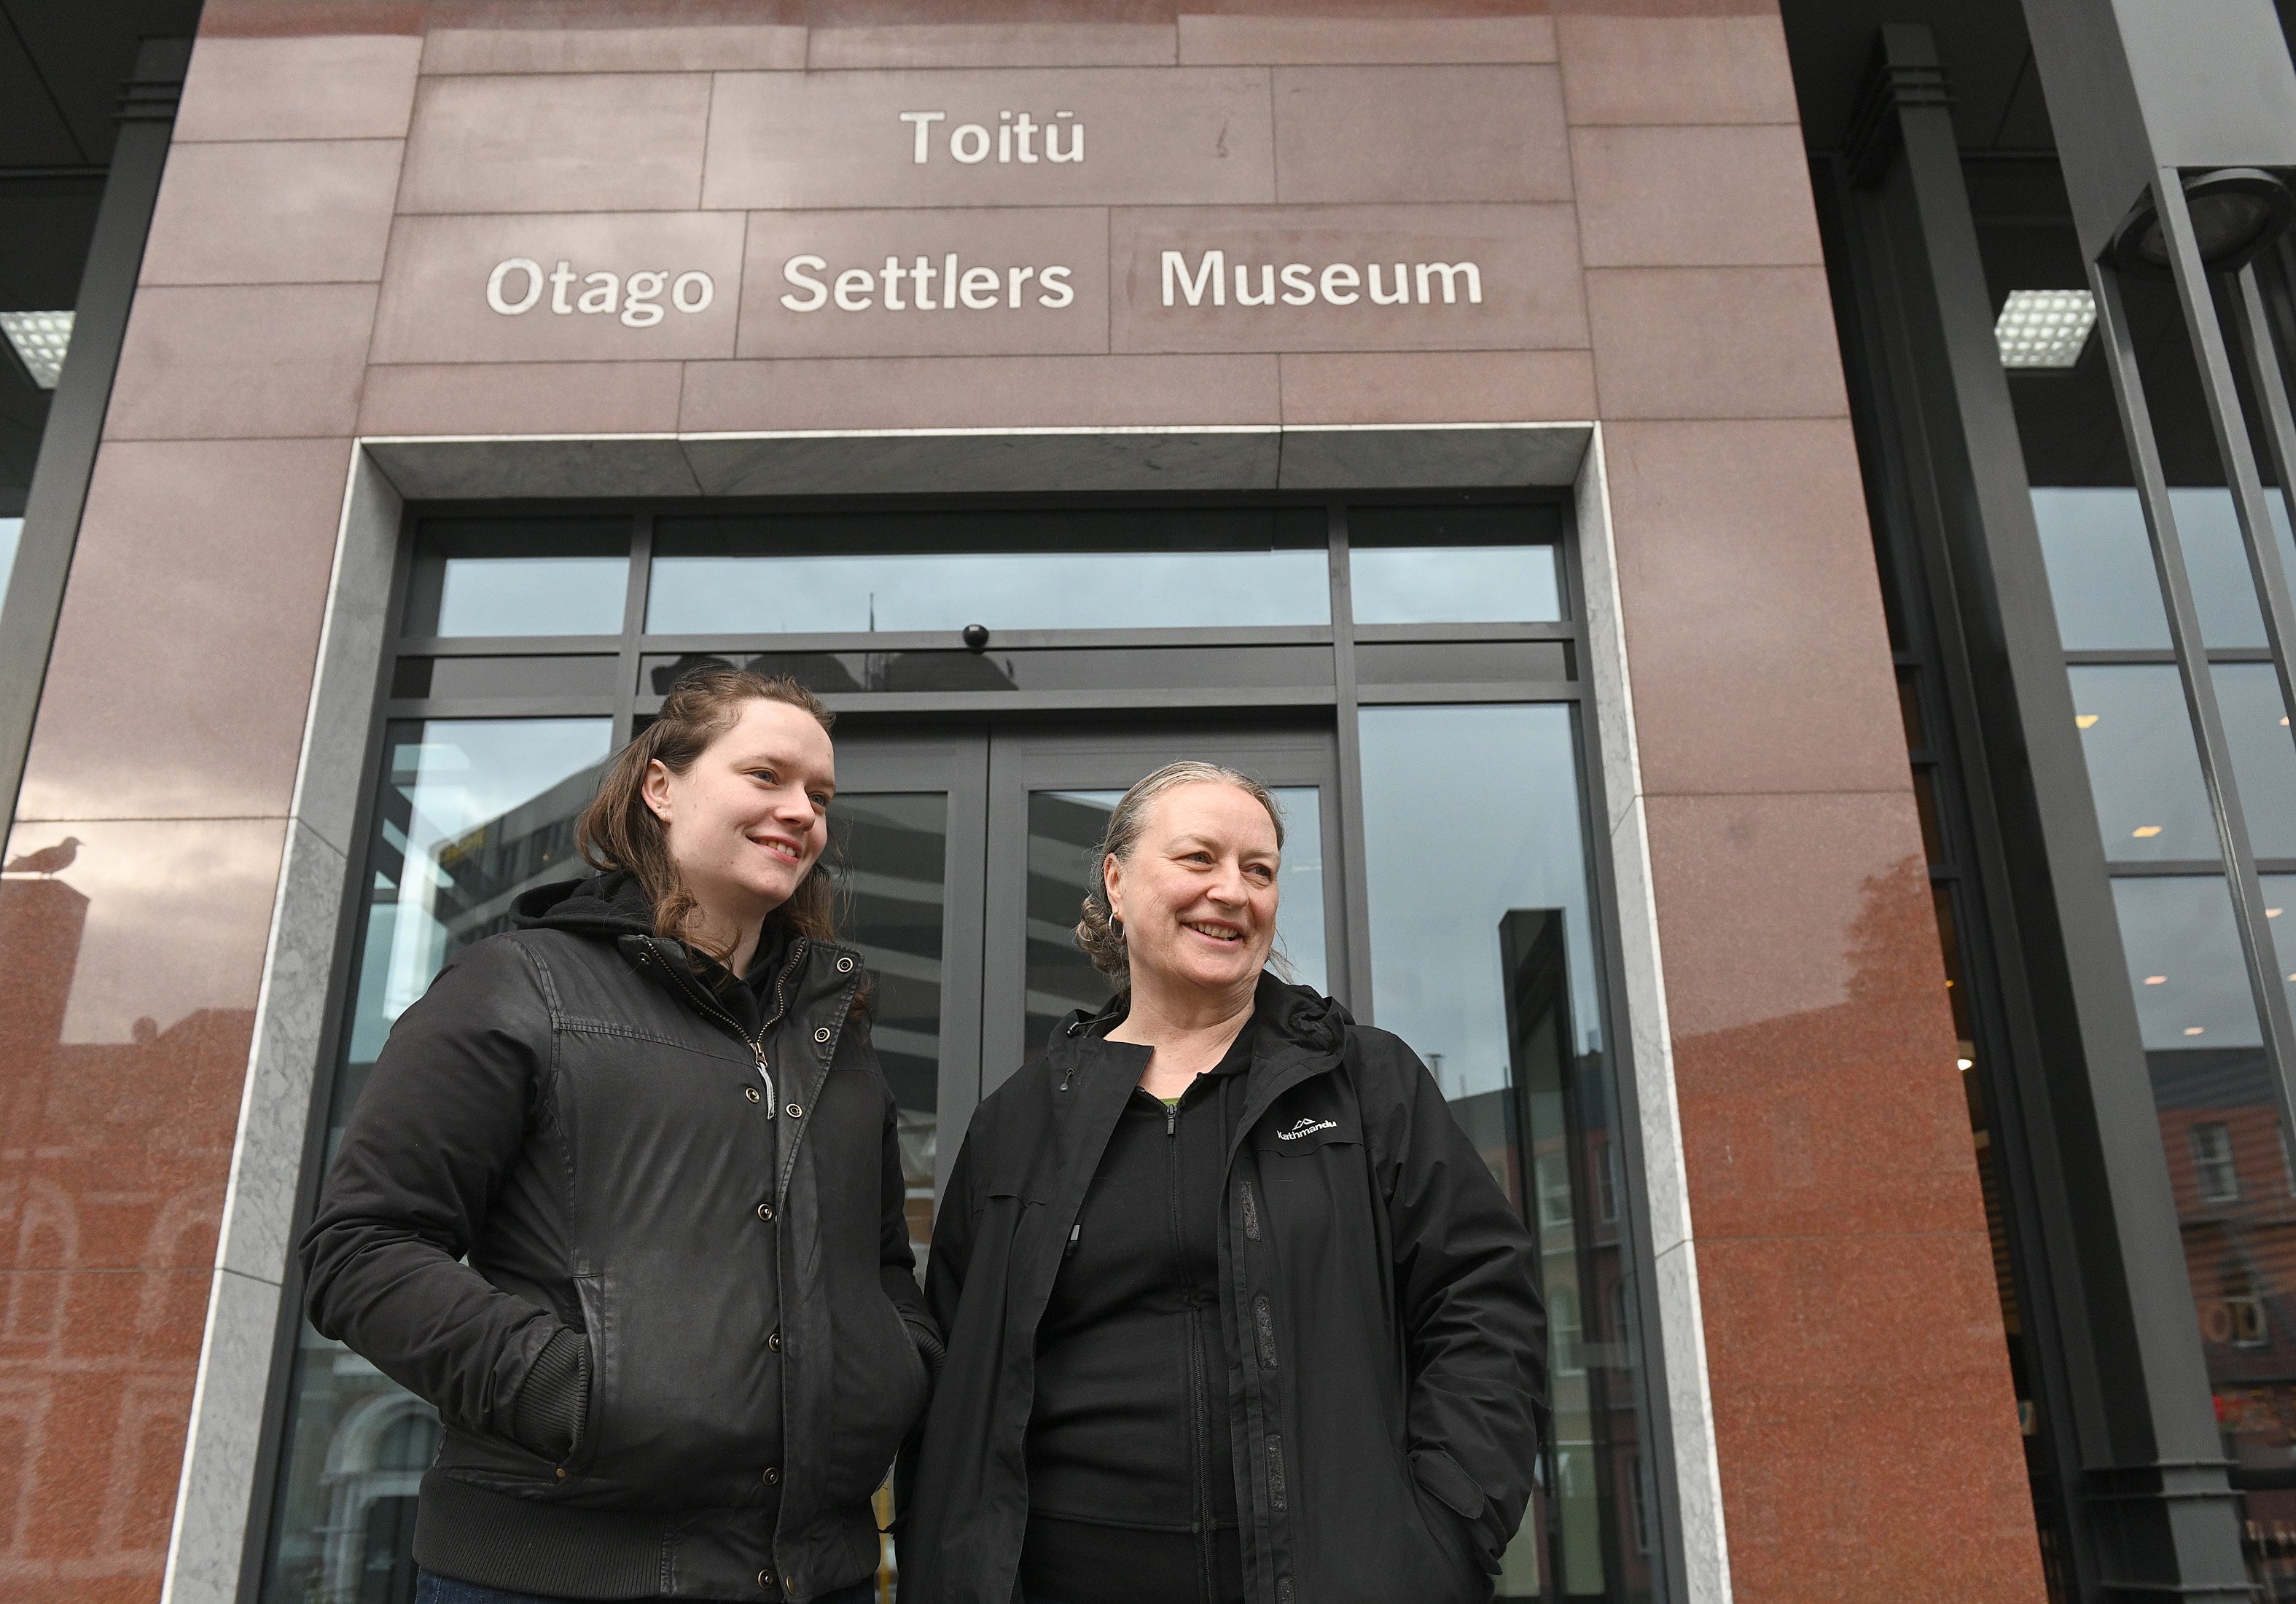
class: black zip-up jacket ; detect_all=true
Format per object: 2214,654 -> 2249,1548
301,873 -> 939,1603
899,975 -> 1547,1604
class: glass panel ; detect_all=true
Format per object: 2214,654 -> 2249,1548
644,646 -> 1332,698
405,519 -> 630,638
1347,504 -> 1563,626
2221,666 -> 2296,861
2112,875 -> 2296,1593
392,654 -> 619,701
263,718 -> 612,1604
2069,665 -> 2218,861
1354,640 -> 1570,686
1020,785 -> 1326,1063
1358,705 -> 1653,1604
0,515 -> 19,600
648,507 -> 1329,634
828,793 -> 949,1267
2033,486 -> 2296,650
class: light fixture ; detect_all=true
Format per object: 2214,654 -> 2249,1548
2109,168 -> 2296,275
2185,1026 -> 2207,1036
2271,908 -> 2285,919
2076,713 -> 2100,729
2133,824 -> 2164,837
1996,290 -> 2097,369
1956,1057 -> 1974,1071
2146,974 -> 2168,985
0,310 -> 73,389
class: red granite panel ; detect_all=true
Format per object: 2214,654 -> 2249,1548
1272,66 -> 1569,204
1110,203 -> 1587,353
1641,790 -> 1976,1237
1553,5 -> 1797,125
1179,14 -> 1555,64
1278,349 -> 1594,421
399,73 -> 712,215
1585,267 -> 1846,418
701,68 -> 1273,211
360,361 -> 686,435
1602,419 -> 1904,794
370,212 -> 746,364
421,22 -> 808,72
1571,123 -> 1822,267
1696,1232 -> 2045,1603
806,23 -> 1178,66
173,34 -> 420,141
0,1267 -> 211,1603
102,285 -> 374,442
737,209 -> 1112,359
680,352 -> 1279,431
14,440 -> 351,823
140,140 -> 402,288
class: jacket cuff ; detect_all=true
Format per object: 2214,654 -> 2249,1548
510,1327 -> 590,1460
901,1314 -> 947,1382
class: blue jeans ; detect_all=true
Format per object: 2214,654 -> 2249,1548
414,1570 -> 878,1604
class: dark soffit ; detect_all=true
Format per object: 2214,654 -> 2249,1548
0,0 -> 202,171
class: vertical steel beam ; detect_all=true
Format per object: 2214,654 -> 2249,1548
0,39 -> 186,836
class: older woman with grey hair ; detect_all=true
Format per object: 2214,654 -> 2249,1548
899,761 -> 1547,1604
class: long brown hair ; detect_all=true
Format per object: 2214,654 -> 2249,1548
577,667 -> 841,962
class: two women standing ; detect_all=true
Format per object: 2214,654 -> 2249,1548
304,670 -> 1545,1604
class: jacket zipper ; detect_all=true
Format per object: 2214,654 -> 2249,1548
647,935 -> 809,1099
1165,1090 -> 1219,1602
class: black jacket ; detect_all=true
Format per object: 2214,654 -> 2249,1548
899,975 -> 1547,1604
300,873 -> 937,1603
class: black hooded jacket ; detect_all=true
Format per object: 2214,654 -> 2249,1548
300,872 -> 938,1603
899,974 -> 1547,1604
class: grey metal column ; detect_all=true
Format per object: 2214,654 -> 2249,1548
0,36 -> 187,834
1840,23 -> 2245,1597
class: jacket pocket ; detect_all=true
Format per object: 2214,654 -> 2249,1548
1410,1448 -> 1493,1581
560,1274 -> 609,1478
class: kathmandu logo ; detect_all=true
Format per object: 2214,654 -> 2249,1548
1277,1117 -> 1338,1141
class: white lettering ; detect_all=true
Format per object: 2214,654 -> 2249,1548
1037,265 -> 1074,308
549,259 -> 577,315
999,112 -> 1012,164
1416,261 -> 1482,304
622,271 -> 665,326
781,255 -> 829,312
1015,111 -> 1039,163
1163,249 -> 1225,307
880,256 -> 908,311
910,255 -> 938,310
898,110 -> 945,163
950,123 -> 990,163
1369,263 -> 1410,305
943,253 -> 958,312
671,270 -> 714,314
958,266 -> 999,310
834,268 -> 875,311
1007,264 -> 1036,308
1235,264 -> 1275,307
1047,112 -> 1083,163
1320,263 -> 1359,305
578,270 -> 619,315
487,257 -> 543,315
1278,263 -> 1315,306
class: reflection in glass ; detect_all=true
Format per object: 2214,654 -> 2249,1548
405,519 -> 630,638
1358,705 -> 1652,1604
0,515 -> 19,600
1349,547 -> 1561,625
829,793 -> 948,1263
2034,486 -> 2296,650
643,645 -> 1332,699
2069,666 -> 2217,861
264,719 -> 611,1604
1019,786 -> 1325,1063
2115,874 -> 2296,1597
2220,667 -> 2296,861
648,509 -> 1329,635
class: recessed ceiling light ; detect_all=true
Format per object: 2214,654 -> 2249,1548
2076,713 -> 2099,729
2185,1026 -> 2206,1036
1996,289 -> 2096,369
0,310 -> 72,389
2145,974 -> 2168,985
2133,825 -> 2164,837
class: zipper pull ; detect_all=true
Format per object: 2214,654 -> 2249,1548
1165,1100 -> 1178,1137
755,1058 -> 776,1111
1065,1223 -> 1080,1259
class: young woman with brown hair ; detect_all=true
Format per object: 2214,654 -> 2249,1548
302,668 -> 939,1604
